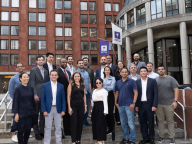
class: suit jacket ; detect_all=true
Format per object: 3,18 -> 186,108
135,77 -> 158,109
65,65 -> 76,75
43,63 -> 56,72
111,64 -> 117,76
30,66 -> 49,98
128,74 -> 141,80
41,81 -> 66,113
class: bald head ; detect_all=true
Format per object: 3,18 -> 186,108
60,58 -> 68,69
133,53 -> 140,62
100,56 -> 106,66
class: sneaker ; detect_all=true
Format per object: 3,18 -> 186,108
170,138 -> 175,144
119,138 -> 129,144
11,135 -> 18,143
128,141 -> 135,144
29,135 -> 33,138
157,137 -> 164,143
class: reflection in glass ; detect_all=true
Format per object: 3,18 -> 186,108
0,54 -> 8,65
127,10 -> 134,29
151,0 -> 162,20
186,0 -> 192,13
55,41 -> 63,50
1,40 -> 8,50
90,41 -> 97,50
81,41 -> 88,50
81,28 -> 88,37
105,15 -> 112,24
11,26 -> 19,35
90,55 -> 98,65
80,15 -> 88,24
155,40 -> 163,68
65,41 -> 72,50
11,55 -> 19,65
29,40 -> 36,50
90,28 -> 97,37
56,55 -> 63,65
166,0 -> 179,16
137,4 -> 146,25
89,15 -> 96,24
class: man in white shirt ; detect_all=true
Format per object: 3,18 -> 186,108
43,53 -> 56,74
66,55 -> 76,75
147,62 -> 159,79
128,64 -> 141,81
106,55 -> 116,76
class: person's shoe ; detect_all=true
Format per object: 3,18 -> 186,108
35,134 -> 42,140
88,114 -> 92,118
157,137 -> 164,143
138,140 -> 146,144
112,131 -> 115,141
106,130 -> 112,135
119,138 -> 129,144
11,134 -> 18,143
29,135 -> 33,138
117,122 -> 121,125
84,121 -> 92,126
170,138 -> 175,144
128,141 -> 135,144
39,133 -> 44,138
62,134 -> 65,139
76,141 -> 81,144
150,140 -> 155,144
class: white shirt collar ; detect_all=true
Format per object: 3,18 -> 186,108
141,77 -> 148,82
51,81 -> 57,85
47,62 -> 52,66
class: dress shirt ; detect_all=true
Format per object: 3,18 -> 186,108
51,81 -> 57,105
67,64 -> 74,75
47,62 -> 53,74
131,74 -> 137,81
100,66 -> 106,79
60,67 -> 69,80
92,88 -> 108,114
103,76 -> 116,92
141,78 -> 148,101
37,66 -> 44,79
148,71 -> 159,79
109,63 -> 112,68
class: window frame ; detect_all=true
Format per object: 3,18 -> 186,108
38,26 -> 46,36
55,13 -> 63,23
151,0 -> 163,20
55,27 -> 63,37
11,0 -> 19,7
136,4 -> 146,25
80,14 -> 88,24
81,41 -> 89,51
89,1 -> 96,11
81,28 -> 88,37
165,0 -> 179,16
0,40 -> 9,50
28,40 -> 37,50
55,0 -> 62,9
90,54 -> 98,65
90,28 -> 97,37
29,0 -> 36,8
28,54 -> 37,65
11,40 -> 19,50
64,27 -> 72,37
29,26 -> 37,36
89,15 -> 97,24
64,13 -> 72,23
113,3 -> 120,12
80,1 -> 87,10
29,12 -> 36,22
0,54 -> 9,65
38,0 -> 46,9
65,40 -> 72,50
105,28 -> 112,38
38,40 -> 46,50
64,1 -> 72,10
1,11 -> 9,21
11,12 -> 19,21
90,41 -> 97,51
185,0 -> 192,13
1,0 -> 9,7
104,3 -> 111,11
10,54 -> 19,65
11,26 -> 19,36
38,12 -> 46,22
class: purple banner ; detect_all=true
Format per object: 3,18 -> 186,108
99,39 -> 109,55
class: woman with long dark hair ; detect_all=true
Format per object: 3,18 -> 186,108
103,66 -> 116,141
67,72 -> 87,144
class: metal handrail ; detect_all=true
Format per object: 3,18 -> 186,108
0,92 -> 9,106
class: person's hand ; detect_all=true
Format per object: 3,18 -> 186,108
68,107 -> 73,115
115,103 -> 120,111
43,112 -> 49,117
129,104 -> 135,111
152,107 -> 157,111
171,102 -> 178,109
34,95 -> 39,101
135,107 -> 139,112
15,114 -> 19,122
104,113 -> 107,116
60,111 -> 65,117
84,106 -> 87,114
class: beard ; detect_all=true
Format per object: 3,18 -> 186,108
134,59 -> 139,61
101,62 -> 106,66
159,72 -> 165,76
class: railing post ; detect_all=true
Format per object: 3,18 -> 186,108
4,96 -> 7,131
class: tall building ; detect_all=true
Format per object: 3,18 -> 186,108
0,0 -> 123,92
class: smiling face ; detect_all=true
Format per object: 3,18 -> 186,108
140,68 -> 148,77
104,67 -> 111,76
60,58 -> 68,69
133,54 -> 140,62
36,57 -> 45,66
50,71 -> 59,82
120,68 -> 128,78
16,63 -> 25,74
106,55 -> 112,64
96,79 -> 103,89
158,66 -> 165,76
20,73 -> 29,85
47,54 -> 54,63
130,65 -> 137,74
77,60 -> 84,69
68,56 -> 73,65
147,63 -> 153,72
83,58 -> 89,66
100,57 -> 106,66
118,61 -> 124,69
74,73 -> 81,82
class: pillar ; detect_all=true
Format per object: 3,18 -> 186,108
124,13 -> 127,30
162,0 -> 166,17
179,0 -> 186,14
147,28 -> 155,71
145,2 -> 151,22
180,22 -> 191,84
118,45 -> 122,61
134,8 -> 137,26
126,37 -> 132,68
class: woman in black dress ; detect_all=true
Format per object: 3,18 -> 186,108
12,72 -> 37,144
67,72 -> 87,144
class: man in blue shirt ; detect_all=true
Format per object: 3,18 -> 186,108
76,59 -> 92,126
115,68 -> 138,144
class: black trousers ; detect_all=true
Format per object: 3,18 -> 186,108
106,91 -> 115,132
17,129 -> 31,144
92,101 -> 107,141
70,98 -> 84,142
115,97 -> 120,122
33,100 -> 45,135
63,111 -> 71,135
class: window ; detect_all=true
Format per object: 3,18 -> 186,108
11,0 -> 19,7
0,54 -> 8,65
38,0 -> 46,8
186,0 -> 192,13
137,4 -> 146,25
89,15 -> 96,24
120,18 -> 125,27
38,40 -> 46,50
29,0 -> 36,8
29,13 -> 36,22
81,28 -> 88,37
29,26 -> 36,36
11,40 -> 19,49
11,54 -> 19,65
154,40 -> 163,68
11,12 -> 19,21
29,54 -> 37,65
29,40 -> 36,50
55,0 -> 62,9
105,3 -> 111,11
105,28 -> 112,38
81,55 -> 89,59
90,55 -> 98,65
65,41 -> 72,50
11,26 -> 19,35
38,27 -> 46,36
166,0 -> 179,16
1,26 -> 9,35
55,55 -> 63,65
105,15 -> 112,24
127,10 -> 134,29
64,14 -> 72,23
113,15 -> 117,23
151,0 -> 162,20
38,13 -> 46,22
65,28 -> 72,36
81,41 -> 88,50
64,1 -> 71,10
55,27 -> 63,36
113,3 -> 119,12
90,28 -> 97,37
55,41 -> 63,50
55,13 -> 62,23
80,15 -> 88,24
89,2 -> 96,11
80,2 -> 87,10
65,54 -> 72,59
1,40 -> 8,50
1,12 -> 9,21
1,0 -> 9,7
90,41 -> 97,50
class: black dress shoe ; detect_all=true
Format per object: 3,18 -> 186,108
39,133 -> 44,138
112,131 -> 115,141
117,122 -> 121,125
35,134 -> 42,140
76,141 -> 81,144
150,140 -> 155,144
84,121 -> 91,126
106,130 -> 112,135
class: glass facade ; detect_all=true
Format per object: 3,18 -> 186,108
0,54 -> 8,65
137,4 -> 146,25
127,10 -> 134,29
80,15 -> 88,24
151,0 -> 163,20
154,40 -> 163,69
81,41 -> 88,51
186,0 -> 192,13
11,54 -> 19,65
166,0 -> 179,16
1,40 -> 8,50
89,15 -> 96,24
55,41 -> 63,50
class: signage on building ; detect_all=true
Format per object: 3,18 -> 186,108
112,23 -> 122,45
99,39 -> 109,55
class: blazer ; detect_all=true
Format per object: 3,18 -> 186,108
43,63 -> 56,72
135,77 -> 158,109
65,65 -> 76,75
30,66 -> 49,98
111,64 -> 117,76
128,74 -> 141,80
41,81 -> 66,113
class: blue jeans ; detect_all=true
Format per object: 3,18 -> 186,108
83,92 -> 91,124
119,106 -> 136,142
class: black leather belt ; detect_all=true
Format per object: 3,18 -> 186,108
141,101 -> 147,104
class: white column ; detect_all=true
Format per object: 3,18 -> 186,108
179,0 -> 185,14
126,37 -> 132,68
180,22 -> 191,84
145,2 -> 151,22
118,45 -> 122,61
134,8 -> 137,26
124,13 -> 127,30
162,0 -> 166,17
147,28 -> 155,71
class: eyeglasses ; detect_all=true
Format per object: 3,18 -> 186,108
96,82 -> 102,84
17,66 -> 23,68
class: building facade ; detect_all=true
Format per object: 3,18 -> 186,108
117,0 -> 192,84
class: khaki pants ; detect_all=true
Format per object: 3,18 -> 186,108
156,104 -> 175,138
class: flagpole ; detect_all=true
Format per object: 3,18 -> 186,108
110,21 -> 122,29
97,37 -> 111,42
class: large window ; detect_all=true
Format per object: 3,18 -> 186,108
55,55 -> 63,65
82,55 -> 89,59
11,26 -> 19,36
38,0 -> 46,8
1,0 -> 9,7
55,13 -> 62,23
137,4 -> 146,25
0,54 -> 8,65
11,54 -> 19,65
113,15 -> 117,23
81,41 -> 88,50
29,13 -> 36,22
90,41 -> 97,50
1,40 -> 8,50
29,55 -> 36,65
105,28 -> 112,38
166,0 -> 179,16
1,26 -> 9,35
29,40 -> 36,50
29,0 -> 36,8
113,3 -> 120,12
89,15 -> 96,24
89,2 -> 96,11
80,15 -> 88,24
154,40 -> 163,68
11,0 -> 19,7
64,14 -> 72,23
38,40 -> 46,50
38,13 -> 46,22
65,41 -> 72,50
11,12 -> 19,21
55,0 -> 62,9
127,10 -> 134,29
120,18 -> 125,27
55,41 -> 63,50
105,15 -> 112,24
64,1 -> 71,10
64,28 -> 72,36
90,28 -> 97,37
1,12 -> 9,21
90,55 -> 98,65
29,26 -> 36,36
105,3 -> 111,11
38,27 -> 46,36
80,2 -> 87,10
11,40 -> 19,49
186,0 -> 192,13
55,27 -> 63,36
151,0 -> 162,20
81,28 -> 88,37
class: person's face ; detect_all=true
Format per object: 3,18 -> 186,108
106,56 -> 112,64
77,61 -> 84,69
50,71 -> 59,81
47,55 -> 54,63
130,65 -> 137,74
118,62 -> 124,69
158,67 -> 165,76
120,69 -> 128,78
147,64 -> 153,72
96,79 -> 103,89
20,74 -> 29,84
83,59 -> 89,66
133,54 -> 140,61
100,57 -> 106,66
104,67 -> 111,76
36,57 -> 45,66
140,69 -> 148,77
68,57 -> 73,65
60,59 -> 68,69
74,73 -> 80,82
16,64 -> 25,73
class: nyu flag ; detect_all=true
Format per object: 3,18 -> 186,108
112,23 -> 122,45
99,39 -> 109,55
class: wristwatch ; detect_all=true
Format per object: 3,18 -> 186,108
132,102 -> 136,104
85,105 -> 87,107
175,101 -> 178,103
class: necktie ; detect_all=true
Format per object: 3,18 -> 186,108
64,70 -> 69,82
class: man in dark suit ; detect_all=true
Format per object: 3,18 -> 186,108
30,55 -> 49,140
57,58 -> 71,136
43,52 -> 56,74
106,55 -> 116,76
135,67 -> 158,144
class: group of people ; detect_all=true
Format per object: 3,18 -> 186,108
8,53 -> 179,144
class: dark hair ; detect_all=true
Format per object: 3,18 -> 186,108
67,55 -> 73,60
158,65 -> 165,69
46,52 -> 54,57
60,58 -> 67,63
140,67 -> 148,72
36,55 -> 45,61
96,77 -> 103,86
50,69 -> 58,75
120,67 -> 128,73
103,66 -> 113,78
106,55 -> 112,58
147,62 -> 153,66
16,62 -> 24,68
116,60 -> 126,72
70,72 -> 85,87
83,57 -> 89,62
19,72 -> 28,82
77,59 -> 83,64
